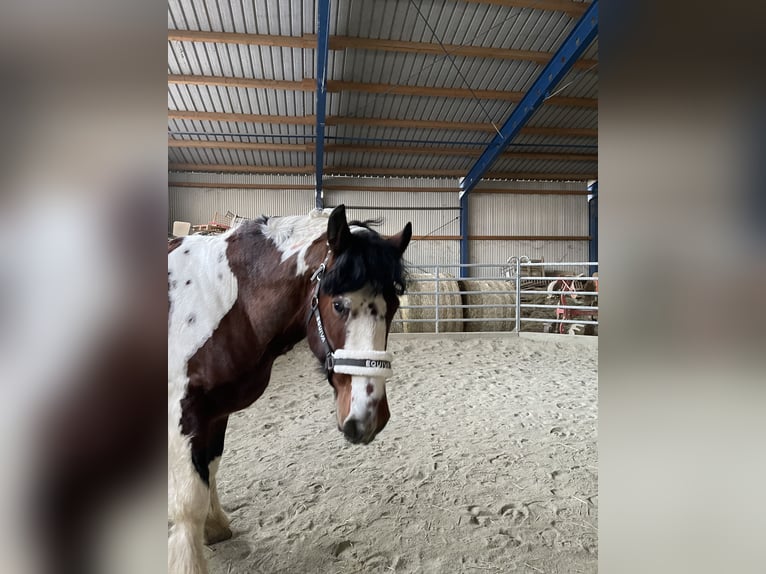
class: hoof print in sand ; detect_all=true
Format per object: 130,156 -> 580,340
331,540 -> 354,557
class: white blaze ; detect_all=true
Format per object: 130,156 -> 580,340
342,289 -> 388,423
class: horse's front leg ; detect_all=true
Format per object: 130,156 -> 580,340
204,416 -> 233,545
168,423 -> 210,574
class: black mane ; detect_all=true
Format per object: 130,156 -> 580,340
322,225 -> 407,297
347,218 -> 383,230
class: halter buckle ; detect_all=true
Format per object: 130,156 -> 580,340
325,352 -> 335,371
311,262 -> 326,283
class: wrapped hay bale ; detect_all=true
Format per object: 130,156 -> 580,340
392,273 -> 463,333
458,280 -> 516,332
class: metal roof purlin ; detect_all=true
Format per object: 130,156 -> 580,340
459,0 -> 598,199
314,0 -> 331,209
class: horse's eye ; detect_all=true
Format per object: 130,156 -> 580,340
332,300 -> 345,314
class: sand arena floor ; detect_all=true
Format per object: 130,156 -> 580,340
205,334 -> 598,574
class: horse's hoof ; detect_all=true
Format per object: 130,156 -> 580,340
204,523 -> 233,545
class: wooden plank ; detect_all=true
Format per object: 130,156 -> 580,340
331,116 -> 597,136
168,30 -> 597,70
168,75 -> 315,91
168,76 -> 596,107
329,36 -> 597,70
484,171 -> 596,180
469,235 -> 591,241
462,0 -> 588,16
324,185 -> 459,193
169,163 -> 595,180
168,110 -> 315,125
326,144 -> 596,162
328,167 -> 596,180
168,163 -> 314,174
168,182 -> 587,195
327,81 -> 597,107
471,188 -> 589,195
411,235 -> 458,241
168,139 -> 313,152
168,29 -> 314,48
520,126 -> 597,138
168,111 -> 597,137
411,235 -> 591,240
168,182 -> 315,190
169,139 -> 596,162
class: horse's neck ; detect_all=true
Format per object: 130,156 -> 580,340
247,234 -> 328,356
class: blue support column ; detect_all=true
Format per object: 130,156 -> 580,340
459,1 -> 598,197
459,193 -> 469,278
589,181 -> 598,276
314,0 -> 331,209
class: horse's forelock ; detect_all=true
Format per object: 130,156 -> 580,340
321,231 -> 407,297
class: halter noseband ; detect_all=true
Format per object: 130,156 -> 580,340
307,248 -> 393,385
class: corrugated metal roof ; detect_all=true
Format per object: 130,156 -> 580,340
168,0 -> 314,35
167,0 -> 597,180
168,83 -> 314,117
168,40 -> 311,81
168,119 -> 314,141
168,146 -> 314,168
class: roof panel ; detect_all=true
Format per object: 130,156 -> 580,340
168,84 -> 312,116
169,0 -> 313,35
168,0 -> 597,180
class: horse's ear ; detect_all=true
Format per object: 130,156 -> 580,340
327,204 -> 351,254
388,222 -> 412,256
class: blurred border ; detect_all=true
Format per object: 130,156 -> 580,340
0,1 -> 167,573
1,1 -> 764,573
600,1 -> 765,572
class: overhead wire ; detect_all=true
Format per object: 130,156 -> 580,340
342,0 -> 549,122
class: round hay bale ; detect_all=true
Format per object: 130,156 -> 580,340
458,280 -> 516,332
519,290 -> 555,333
392,273 -> 463,333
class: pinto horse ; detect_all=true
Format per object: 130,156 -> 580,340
168,205 -> 412,574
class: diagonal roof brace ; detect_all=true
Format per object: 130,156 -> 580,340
459,0 -> 598,198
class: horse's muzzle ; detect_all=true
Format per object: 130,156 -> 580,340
342,419 -> 372,444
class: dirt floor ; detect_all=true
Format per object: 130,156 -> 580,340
205,335 -> 598,574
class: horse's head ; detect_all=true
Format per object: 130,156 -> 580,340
306,205 -> 411,445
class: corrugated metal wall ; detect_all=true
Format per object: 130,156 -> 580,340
326,185 -> 460,270
470,240 -> 589,278
468,191 -> 588,275
168,174 -> 590,271
470,195 -> 587,236
169,186 -> 315,224
168,173 -> 316,224
464,180 -> 590,275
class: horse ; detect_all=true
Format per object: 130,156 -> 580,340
167,205 -> 412,574
546,273 -> 598,334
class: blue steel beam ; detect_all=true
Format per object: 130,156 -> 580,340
458,0 -> 597,269
459,193 -> 469,278
314,0 -> 331,209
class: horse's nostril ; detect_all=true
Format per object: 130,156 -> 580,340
342,419 -> 365,444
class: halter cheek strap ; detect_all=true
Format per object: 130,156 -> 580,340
307,259 -> 335,382
308,251 -> 394,383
